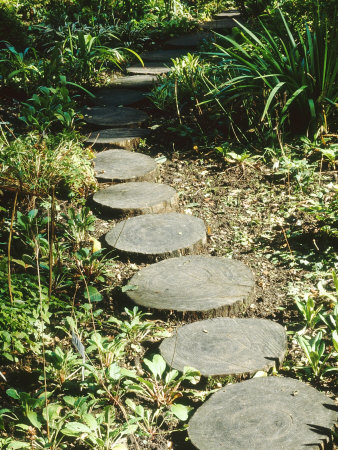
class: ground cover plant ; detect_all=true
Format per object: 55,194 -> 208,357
0,0 -> 337,448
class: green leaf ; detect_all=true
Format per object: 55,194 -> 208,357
170,404 -> 190,421
27,410 -> 42,429
61,421 -> 92,436
144,354 -> 166,379
84,286 -> 102,302
8,441 -> 31,449
6,388 -> 20,400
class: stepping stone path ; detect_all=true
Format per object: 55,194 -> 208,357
127,62 -> 171,75
126,256 -> 255,316
165,32 -> 212,49
82,12 -> 336,447
86,128 -> 150,149
140,49 -> 189,62
90,88 -> 145,107
200,18 -> 237,29
105,213 -> 206,260
188,376 -> 337,450
159,317 -> 286,376
93,182 -> 178,216
83,106 -> 148,128
110,74 -> 159,90
93,149 -> 158,182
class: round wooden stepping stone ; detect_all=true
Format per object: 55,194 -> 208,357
94,149 -> 158,182
201,18 -> 236,29
214,10 -> 241,19
105,213 -> 206,260
91,88 -> 145,106
159,318 -> 286,376
93,182 -> 178,216
82,106 -> 148,128
85,128 -> 150,149
127,63 -> 171,75
165,32 -> 212,48
140,49 -> 189,62
110,75 -> 159,90
126,256 -> 254,316
188,377 -> 337,450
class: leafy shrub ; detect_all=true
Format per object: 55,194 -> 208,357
0,2 -> 29,50
0,132 -> 97,198
208,9 -> 338,139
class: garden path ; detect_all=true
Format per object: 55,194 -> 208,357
84,11 -> 336,448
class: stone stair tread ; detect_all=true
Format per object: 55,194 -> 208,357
105,213 -> 206,260
127,63 -> 171,75
160,317 -> 286,376
140,48 -> 190,62
126,256 -> 254,317
110,74 -> 159,90
188,377 -> 337,450
165,32 -> 212,48
93,149 -> 158,182
93,182 -> 178,216
90,88 -> 146,107
82,106 -> 148,128
200,18 -> 237,29
85,128 -> 150,149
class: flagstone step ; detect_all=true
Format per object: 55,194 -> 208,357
127,62 -> 171,75
140,48 -> 190,62
90,88 -> 146,107
85,128 -> 150,149
188,376 -> 337,450
105,213 -> 206,261
110,74 -> 159,90
126,256 -> 254,317
93,182 -> 178,217
82,106 -> 148,128
93,149 -> 158,182
159,317 -> 286,376
164,32 -> 212,49
200,18 -> 236,29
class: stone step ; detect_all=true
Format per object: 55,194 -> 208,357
90,88 -> 146,107
110,74 -> 159,90
93,149 -> 158,183
160,317 -> 286,376
126,62 -> 171,76
126,256 -> 254,318
93,182 -> 178,217
188,376 -> 337,450
164,32 -> 212,49
140,48 -> 189,62
85,128 -> 150,149
82,106 -> 148,128
105,213 -> 206,261
200,18 -> 236,30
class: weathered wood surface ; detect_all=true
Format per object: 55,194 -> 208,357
90,88 -> 145,106
93,182 -> 178,216
165,32 -> 212,48
110,74 -> 159,90
188,376 -> 337,450
126,256 -> 254,317
82,106 -> 148,128
94,149 -> 158,182
160,317 -> 286,376
85,128 -> 150,149
200,18 -> 236,29
105,213 -> 206,261
127,62 -> 171,75
140,49 -> 189,62
214,10 -> 241,19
